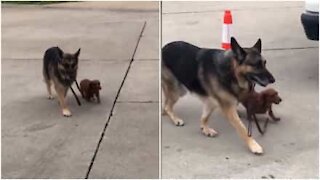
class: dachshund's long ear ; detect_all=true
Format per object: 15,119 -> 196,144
262,90 -> 275,103
89,81 -> 95,88
92,80 -> 101,86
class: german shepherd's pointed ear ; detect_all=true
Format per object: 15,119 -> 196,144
231,37 -> 246,64
253,38 -> 262,53
56,46 -> 64,58
74,48 -> 81,58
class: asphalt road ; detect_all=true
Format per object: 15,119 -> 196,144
1,2 -> 159,178
161,1 -> 319,179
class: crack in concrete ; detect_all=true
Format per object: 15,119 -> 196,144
84,21 -> 147,179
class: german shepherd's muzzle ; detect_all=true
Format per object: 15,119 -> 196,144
247,69 -> 275,87
244,53 -> 275,87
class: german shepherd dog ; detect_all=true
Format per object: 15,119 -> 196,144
43,47 -> 81,117
162,37 -> 275,154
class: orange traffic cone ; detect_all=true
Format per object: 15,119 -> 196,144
221,10 -> 233,50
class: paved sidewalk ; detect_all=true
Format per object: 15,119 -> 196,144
2,2 -> 159,178
162,1 -> 318,179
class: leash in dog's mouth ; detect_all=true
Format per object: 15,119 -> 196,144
70,79 -> 82,106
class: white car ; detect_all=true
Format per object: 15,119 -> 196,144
301,0 -> 319,40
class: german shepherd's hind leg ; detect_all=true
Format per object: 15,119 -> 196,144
44,78 -> 54,100
162,85 -> 184,126
43,65 -> 54,99
200,97 -> 218,137
161,85 -> 168,116
222,104 -> 263,154
162,66 -> 186,126
54,83 -> 72,117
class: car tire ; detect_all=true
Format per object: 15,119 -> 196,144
301,12 -> 319,41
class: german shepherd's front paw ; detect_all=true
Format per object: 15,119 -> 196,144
201,126 -> 218,137
248,139 -> 263,155
62,108 -> 72,117
48,95 -> 54,100
173,118 -> 184,126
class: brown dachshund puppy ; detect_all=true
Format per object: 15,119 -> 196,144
240,88 -> 282,136
79,79 -> 101,103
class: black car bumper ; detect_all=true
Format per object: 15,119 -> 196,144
301,11 -> 319,41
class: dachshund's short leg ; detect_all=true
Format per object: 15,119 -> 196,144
263,118 -> 269,133
253,114 -> 264,135
269,107 -> 280,121
84,93 -> 91,102
96,92 -> 100,103
81,90 -> 86,98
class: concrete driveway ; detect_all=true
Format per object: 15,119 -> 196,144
2,2 -> 159,178
162,1 -> 318,179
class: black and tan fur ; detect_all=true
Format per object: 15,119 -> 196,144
43,47 -> 81,117
162,37 -> 275,154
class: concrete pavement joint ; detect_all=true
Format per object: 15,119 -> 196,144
1,58 -> 131,63
84,21 -> 147,179
135,58 -> 158,61
42,6 -> 158,13
163,6 -> 303,15
117,100 -> 159,103
2,4 -> 158,13
263,46 -> 318,51
3,45 -> 317,62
